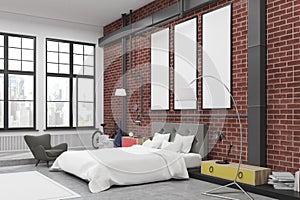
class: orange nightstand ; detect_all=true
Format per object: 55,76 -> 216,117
122,137 -> 148,147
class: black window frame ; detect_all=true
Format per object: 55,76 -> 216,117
46,38 -> 95,130
0,32 -> 36,131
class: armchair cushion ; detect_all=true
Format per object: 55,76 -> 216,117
52,143 -> 68,151
45,149 -> 65,157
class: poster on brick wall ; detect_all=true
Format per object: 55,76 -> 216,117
174,18 -> 197,110
202,4 -> 232,109
151,28 -> 170,110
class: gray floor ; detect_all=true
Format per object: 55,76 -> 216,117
0,164 -> 277,200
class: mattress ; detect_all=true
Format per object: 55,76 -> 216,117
51,145 -> 189,193
182,153 -> 202,168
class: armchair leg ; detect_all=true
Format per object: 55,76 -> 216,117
46,161 -> 49,167
35,160 -> 40,167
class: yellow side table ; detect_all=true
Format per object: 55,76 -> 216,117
201,160 -> 271,186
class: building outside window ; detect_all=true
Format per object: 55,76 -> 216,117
0,33 -> 36,130
46,39 -> 95,129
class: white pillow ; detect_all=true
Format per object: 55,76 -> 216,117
161,140 -> 171,149
152,132 -> 170,147
142,139 -> 152,147
142,139 -> 161,149
174,134 -> 195,153
161,140 -> 182,152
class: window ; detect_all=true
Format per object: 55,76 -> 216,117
46,39 -> 95,128
0,33 -> 36,130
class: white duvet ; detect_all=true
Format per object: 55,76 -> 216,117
51,145 -> 189,193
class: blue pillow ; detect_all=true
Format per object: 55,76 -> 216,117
114,128 -> 122,147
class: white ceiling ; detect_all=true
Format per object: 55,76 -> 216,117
0,0 -> 155,27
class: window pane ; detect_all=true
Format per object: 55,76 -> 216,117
47,102 -> 69,127
73,78 -> 77,127
47,52 -> 58,63
59,43 -> 69,53
0,59 -> 3,70
9,101 -> 33,128
0,101 -> 3,128
74,65 -> 83,75
74,44 -> 83,54
59,53 -> 69,64
84,55 -> 94,66
84,66 -> 94,76
0,74 -> 3,100
47,77 -> 70,101
22,38 -> 34,49
9,75 -> 34,100
78,78 -> 94,101
47,63 -> 58,73
8,36 -> 21,48
0,47 -> 4,58
9,48 -> 21,60
74,54 -> 83,65
22,61 -> 34,72
84,45 -> 94,55
22,49 -> 34,61
0,35 -> 4,46
47,41 -> 58,52
59,64 -> 69,74
78,102 -> 93,127
8,60 -> 21,71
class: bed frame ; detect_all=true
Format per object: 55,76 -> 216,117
151,122 -> 208,160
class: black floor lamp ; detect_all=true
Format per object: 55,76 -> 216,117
114,88 -> 127,147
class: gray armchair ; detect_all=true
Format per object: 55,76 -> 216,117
24,134 -> 68,167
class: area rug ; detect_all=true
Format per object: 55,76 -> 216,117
0,171 -> 80,200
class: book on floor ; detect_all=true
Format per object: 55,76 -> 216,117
268,172 -> 295,190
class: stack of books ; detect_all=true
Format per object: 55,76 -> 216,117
268,172 -> 295,190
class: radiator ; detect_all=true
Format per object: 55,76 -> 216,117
0,133 -> 92,152
0,135 -> 28,152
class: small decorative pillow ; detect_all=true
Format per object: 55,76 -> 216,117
142,139 -> 152,148
174,134 -> 195,153
152,132 -> 170,148
161,140 -> 182,152
142,139 -> 161,149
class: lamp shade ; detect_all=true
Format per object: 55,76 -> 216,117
134,115 -> 141,123
115,88 -> 127,96
215,131 -> 226,142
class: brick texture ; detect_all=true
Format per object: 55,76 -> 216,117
266,0 -> 300,172
103,0 -> 300,172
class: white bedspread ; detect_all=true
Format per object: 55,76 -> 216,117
51,145 -> 189,193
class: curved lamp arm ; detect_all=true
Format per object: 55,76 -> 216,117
190,75 -> 243,182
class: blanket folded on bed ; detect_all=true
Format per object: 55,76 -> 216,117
51,145 -> 189,193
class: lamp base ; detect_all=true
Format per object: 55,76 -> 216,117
216,160 -> 230,164
202,181 -> 254,200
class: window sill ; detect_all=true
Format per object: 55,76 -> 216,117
0,129 -> 39,132
44,127 -> 97,132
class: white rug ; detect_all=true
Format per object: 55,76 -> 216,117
0,171 -> 80,200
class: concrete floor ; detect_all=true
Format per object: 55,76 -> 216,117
0,164 -> 277,200
0,151 -> 35,167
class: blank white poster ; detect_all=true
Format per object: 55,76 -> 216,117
202,5 -> 231,109
174,18 -> 197,110
151,28 -> 170,110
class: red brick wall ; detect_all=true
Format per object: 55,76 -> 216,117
103,0 -> 300,173
103,0 -> 249,164
266,0 -> 300,172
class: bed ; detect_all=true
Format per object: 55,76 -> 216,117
50,123 -> 208,193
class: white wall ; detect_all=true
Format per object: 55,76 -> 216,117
0,11 -> 104,141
